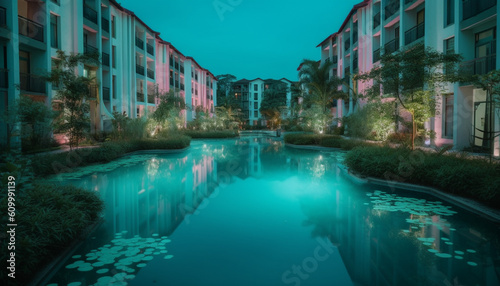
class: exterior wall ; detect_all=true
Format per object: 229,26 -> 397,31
317,0 -> 500,154
0,0 -> 217,148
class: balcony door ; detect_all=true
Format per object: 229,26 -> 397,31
475,27 -> 496,74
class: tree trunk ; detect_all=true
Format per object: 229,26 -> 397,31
411,112 -> 416,151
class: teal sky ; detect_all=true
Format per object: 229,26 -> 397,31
121,0 -> 360,80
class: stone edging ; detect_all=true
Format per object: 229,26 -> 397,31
337,164 -> 500,223
284,143 -> 344,152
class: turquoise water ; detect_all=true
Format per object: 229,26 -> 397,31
46,137 -> 500,286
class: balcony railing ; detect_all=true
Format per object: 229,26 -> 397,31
84,43 -> 98,55
18,16 -> 44,42
135,37 -> 144,50
136,64 -> 145,75
461,54 -> 496,76
102,52 -> 110,66
147,93 -> 155,104
175,62 -> 179,70
147,43 -> 154,55
462,0 -> 496,21
405,22 -> 425,45
83,4 -> 98,24
373,48 -> 381,63
405,0 -> 416,5
20,73 -> 46,93
147,68 -> 154,79
0,68 -> 7,88
137,92 -> 145,102
344,39 -> 350,51
180,65 -> 184,74
102,87 -> 110,101
373,12 -> 380,29
0,6 -> 6,27
102,17 -> 109,33
384,38 -> 400,54
384,0 -> 400,20
332,55 -> 338,64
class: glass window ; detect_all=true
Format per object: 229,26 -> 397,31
112,16 -> 116,38
444,37 -> 454,74
254,102 -> 258,109
254,84 -> 258,91
112,46 -> 116,68
254,111 -> 258,117
443,95 -> 454,138
50,14 -> 59,49
445,0 -> 454,26
254,93 -> 258,100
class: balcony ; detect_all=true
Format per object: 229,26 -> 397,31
461,54 -> 496,76
147,68 -> 154,79
384,38 -> 400,54
169,77 -> 173,86
169,57 -> 173,66
462,0 -> 496,21
180,65 -> 184,74
137,92 -> 145,102
353,57 -> 359,72
84,43 -> 98,55
20,73 -> 46,93
0,68 -> 7,88
174,61 -> 179,70
136,64 -> 145,76
135,37 -> 144,50
147,43 -> 154,56
332,55 -> 338,64
353,31 -> 358,45
102,87 -> 110,101
180,83 -> 185,90
405,22 -> 425,45
102,17 -> 109,33
83,4 -> 98,24
384,0 -> 400,20
0,6 -> 6,27
89,84 -> 98,99
18,16 -> 44,42
373,12 -> 380,29
373,48 -> 381,63
147,94 -> 155,104
344,39 -> 350,51
102,52 -> 110,66
405,0 -> 416,4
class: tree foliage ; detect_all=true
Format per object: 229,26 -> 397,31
259,80 -> 288,129
216,74 -> 239,108
45,50 -> 99,149
151,89 -> 187,132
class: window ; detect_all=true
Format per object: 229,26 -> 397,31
51,58 -> 59,89
443,95 -> 454,138
254,93 -> 258,100
50,14 -> 59,49
112,46 -> 116,68
254,111 -> 258,117
254,84 -> 258,91
254,102 -> 258,109
112,75 -> 116,99
112,16 -> 116,38
444,37 -> 454,74
445,0 -> 454,26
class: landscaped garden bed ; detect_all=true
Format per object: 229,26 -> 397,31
182,130 -> 239,139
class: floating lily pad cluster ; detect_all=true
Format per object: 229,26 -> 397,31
49,231 -> 174,286
365,190 -> 478,267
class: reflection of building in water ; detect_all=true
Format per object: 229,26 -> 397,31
89,153 -> 217,238
299,186 -> 500,286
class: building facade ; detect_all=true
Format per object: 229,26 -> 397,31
0,0 -> 217,148
316,0 -> 499,155
232,78 -> 293,126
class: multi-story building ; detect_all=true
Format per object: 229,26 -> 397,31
0,0 -> 217,148
315,0 -> 500,155
231,78 -> 294,126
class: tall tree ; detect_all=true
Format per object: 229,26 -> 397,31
259,80 -> 288,129
151,89 -> 187,132
45,50 -> 99,149
359,43 -> 463,150
216,74 -> 238,108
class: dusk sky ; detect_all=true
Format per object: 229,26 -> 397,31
121,0 -> 360,81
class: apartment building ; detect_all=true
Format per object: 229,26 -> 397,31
231,78 -> 293,126
316,0 -> 499,155
0,0 -> 216,148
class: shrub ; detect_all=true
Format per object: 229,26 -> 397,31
343,102 -> 395,141
182,130 -> 239,139
344,146 -> 500,207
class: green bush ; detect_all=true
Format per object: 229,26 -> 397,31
0,184 -> 103,285
284,134 -> 376,150
344,146 -> 500,207
31,137 -> 191,177
344,102 -> 395,141
182,130 -> 239,139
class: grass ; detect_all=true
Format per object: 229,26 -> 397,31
0,183 -> 103,285
31,136 -> 191,177
182,130 -> 239,139
284,133 -> 374,150
344,146 -> 500,208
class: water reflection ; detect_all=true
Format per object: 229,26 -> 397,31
46,137 -> 500,286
